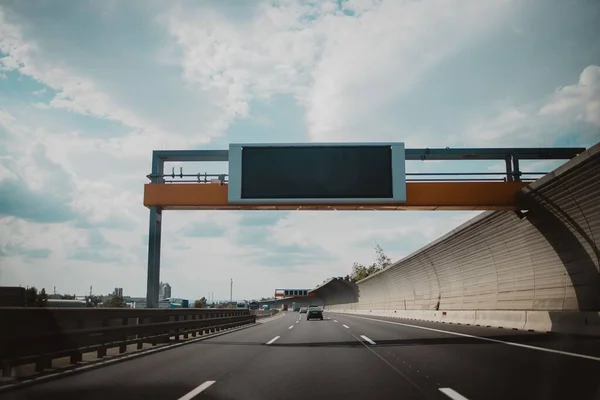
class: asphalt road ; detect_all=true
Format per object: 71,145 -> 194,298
3,312 -> 600,400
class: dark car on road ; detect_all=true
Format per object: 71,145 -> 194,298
306,305 -> 323,320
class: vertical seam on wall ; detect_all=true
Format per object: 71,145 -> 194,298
571,194 -> 598,309
573,195 -> 598,268
482,215 -> 502,310
424,253 -> 440,310
497,216 -> 516,309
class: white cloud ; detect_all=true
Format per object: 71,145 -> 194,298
163,1 -> 321,120
539,65 -> 600,127
165,0 -> 516,144
466,65 -> 600,147
1,0 -> 598,302
0,8 -> 163,137
304,1 -> 516,142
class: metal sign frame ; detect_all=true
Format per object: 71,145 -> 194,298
227,142 -> 406,204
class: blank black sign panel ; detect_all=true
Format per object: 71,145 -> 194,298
240,146 -> 393,199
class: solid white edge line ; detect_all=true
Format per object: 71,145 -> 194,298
360,335 -> 376,345
439,387 -> 469,400
288,325 -> 294,329
337,314 -> 600,362
266,336 -> 280,345
342,324 -> 350,329
178,380 -> 216,400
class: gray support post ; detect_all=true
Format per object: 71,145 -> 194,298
146,151 -> 164,308
146,206 -> 162,308
512,156 -> 521,182
505,156 -> 513,182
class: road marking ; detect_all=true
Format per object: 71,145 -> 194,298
439,388 -> 469,400
266,336 -> 280,345
360,335 -> 376,345
342,329 -> 430,397
339,314 -> 600,362
342,324 -> 350,329
296,320 -> 299,323
178,381 -> 216,400
333,320 -> 338,323
288,325 -> 294,329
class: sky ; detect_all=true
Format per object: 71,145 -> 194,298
0,0 -> 599,301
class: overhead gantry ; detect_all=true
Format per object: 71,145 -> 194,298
142,143 -> 584,307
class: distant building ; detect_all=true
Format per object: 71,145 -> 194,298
159,282 -> 171,300
131,299 -> 171,309
113,287 -> 123,297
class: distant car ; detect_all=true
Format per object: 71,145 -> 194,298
306,306 -> 323,320
299,307 -> 308,313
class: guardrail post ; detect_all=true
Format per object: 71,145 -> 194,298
97,318 -> 109,358
119,317 -> 128,353
512,155 -> 521,182
505,155 -> 513,182
173,314 -> 180,342
35,356 -> 52,373
70,318 -> 84,363
2,361 -> 12,378
70,352 -> 82,364
183,314 -> 189,339
191,315 -> 197,337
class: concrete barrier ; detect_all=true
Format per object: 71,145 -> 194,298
327,308 -> 600,336
526,311 -> 600,336
473,310 -> 527,330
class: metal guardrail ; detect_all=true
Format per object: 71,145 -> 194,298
149,170 -> 548,184
0,308 -> 255,378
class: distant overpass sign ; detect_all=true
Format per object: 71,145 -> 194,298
275,289 -> 313,298
228,143 -> 407,204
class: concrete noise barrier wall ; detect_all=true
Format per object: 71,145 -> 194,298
313,143 -> 600,336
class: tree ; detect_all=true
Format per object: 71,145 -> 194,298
24,287 -> 48,307
194,297 -> 207,308
103,295 -> 126,308
374,244 -> 391,270
85,295 -> 102,307
25,287 -> 39,307
350,243 -> 391,282
36,288 -> 48,307
60,294 -> 76,300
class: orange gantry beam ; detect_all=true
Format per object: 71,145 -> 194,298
143,182 -> 528,211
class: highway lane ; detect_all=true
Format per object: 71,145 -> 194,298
329,312 -> 600,400
3,311 -> 600,400
201,312 -> 447,400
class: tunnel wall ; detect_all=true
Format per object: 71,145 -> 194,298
318,143 -> 600,335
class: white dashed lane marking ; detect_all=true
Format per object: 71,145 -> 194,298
360,335 -> 376,345
439,388 -> 469,400
266,336 -> 280,345
178,381 -> 216,400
